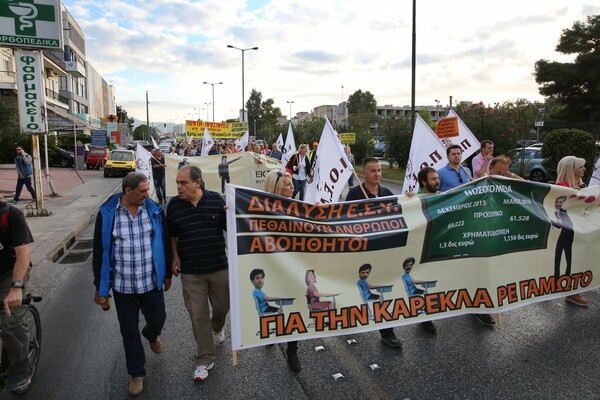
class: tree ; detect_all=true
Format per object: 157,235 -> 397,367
246,89 -> 262,137
116,105 -> 135,134
541,128 -> 596,182
454,100 -> 541,158
346,90 -> 378,135
381,117 -> 412,169
534,15 -> 600,121
346,90 -> 377,114
0,99 -> 26,163
245,89 -> 283,140
133,124 -> 150,141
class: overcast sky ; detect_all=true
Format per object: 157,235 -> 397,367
62,0 -> 599,128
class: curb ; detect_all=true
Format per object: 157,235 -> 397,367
35,183 -> 120,267
45,214 -> 94,263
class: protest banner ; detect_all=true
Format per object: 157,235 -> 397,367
226,177 -> 600,350
402,114 -> 448,194
136,142 -> 156,198
446,109 -> 480,160
185,120 -> 247,138
435,116 -> 459,139
164,152 -> 280,196
305,117 -> 354,204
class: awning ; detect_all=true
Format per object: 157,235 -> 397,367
46,104 -> 94,130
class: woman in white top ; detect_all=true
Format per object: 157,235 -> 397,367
285,143 -> 311,201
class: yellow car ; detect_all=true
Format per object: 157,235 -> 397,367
103,150 -> 136,177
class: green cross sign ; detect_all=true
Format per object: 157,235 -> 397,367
0,0 -> 61,49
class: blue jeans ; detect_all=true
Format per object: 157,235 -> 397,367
292,178 -> 306,201
14,176 -> 35,202
153,176 -> 166,202
113,288 -> 166,377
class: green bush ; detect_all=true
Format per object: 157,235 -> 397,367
350,131 -> 372,164
541,128 -> 596,182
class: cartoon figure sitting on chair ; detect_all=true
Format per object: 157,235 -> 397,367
401,257 -> 437,334
251,269 -> 282,314
357,263 -> 381,301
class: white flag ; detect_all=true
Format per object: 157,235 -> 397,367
402,113 -> 448,194
136,142 -> 156,197
201,127 -> 214,156
282,123 -> 296,171
445,109 -> 481,161
151,136 -> 159,149
305,116 -> 354,204
276,133 -> 284,151
590,156 -> 600,186
235,129 -> 249,153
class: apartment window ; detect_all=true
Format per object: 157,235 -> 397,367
58,76 -> 67,91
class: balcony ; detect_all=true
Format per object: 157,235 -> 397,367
0,70 -> 16,89
64,60 -> 86,78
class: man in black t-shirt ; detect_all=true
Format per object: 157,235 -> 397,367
0,199 -> 34,393
167,165 -> 229,382
151,149 -> 167,204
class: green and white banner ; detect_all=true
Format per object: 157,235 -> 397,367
226,177 -> 599,350
0,0 -> 63,50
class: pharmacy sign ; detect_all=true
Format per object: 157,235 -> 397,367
0,0 -> 63,49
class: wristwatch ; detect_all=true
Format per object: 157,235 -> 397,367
10,280 -> 24,289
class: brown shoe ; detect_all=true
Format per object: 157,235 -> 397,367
149,337 -> 163,354
128,376 -> 144,396
566,294 -> 589,307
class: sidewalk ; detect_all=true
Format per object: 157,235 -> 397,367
0,165 -> 120,267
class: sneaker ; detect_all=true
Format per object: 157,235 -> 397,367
149,337 -> 163,354
128,376 -> 144,396
566,294 -> 589,307
421,320 -> 437,334
476,314 -> 496,326
380,333 -> 403,349
286,348 -> 301,373
213,330 -> 225,345
193,362 -> 214,381
6,372 -> 32,394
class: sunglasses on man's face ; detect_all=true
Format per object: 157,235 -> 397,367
456,172 -> 463,184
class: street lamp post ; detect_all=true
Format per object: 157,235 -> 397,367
204,103 -> 211,122
435,99 -> 440,120
227,44 -> 258,122
286,100 -> 294,123
203,81 -> 223,122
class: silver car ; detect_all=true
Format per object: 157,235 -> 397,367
510,147 -> 546,182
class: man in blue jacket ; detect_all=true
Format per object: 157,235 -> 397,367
11,146 -> 35,204
92,172 -> 171,397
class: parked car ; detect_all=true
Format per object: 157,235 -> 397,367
126,140 -> 153,151
158,141 -> 172,153
86,147 -> 110,169
510,147 -> 546,182
103,150 -> 136,178
373,142 -> 387,158
48,147 -> 75,168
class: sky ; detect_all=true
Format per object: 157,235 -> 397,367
61,0 -> 599,129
